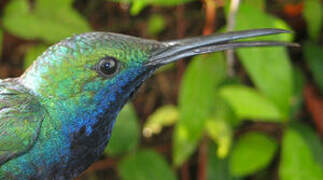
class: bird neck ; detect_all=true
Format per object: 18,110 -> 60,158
35,84 -> 125,176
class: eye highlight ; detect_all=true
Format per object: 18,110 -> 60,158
96,56 -> 120,78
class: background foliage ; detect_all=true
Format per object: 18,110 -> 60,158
0,0 -> 322,179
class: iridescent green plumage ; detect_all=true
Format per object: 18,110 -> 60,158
0,29 -> 297,179
0,79 -> 44,165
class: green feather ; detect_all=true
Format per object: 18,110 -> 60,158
0,79 -> 45,165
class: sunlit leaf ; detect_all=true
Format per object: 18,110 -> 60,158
147,14 -> 166,37
219,85 -> 283,121
3,0 -> 91,43
130,0 -> 147,15
105,103 -> 140,156
143,105 -> 178,138
173,53 -> 227,166
206,118 -> 232,158
304,41 -> 323,93
229,132 -> 278,176
118,150 -> 177,180
207,142 -> 241,180
232,4 -> 293,119
304,0 -> 323,40
24,45 -> 48,70
279,128 -> 323,180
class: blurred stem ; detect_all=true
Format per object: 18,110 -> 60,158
304,84 -> 323,136
226,0 -> 240,77
181,162 -> 190,180
176,5 -> 186,38
175,5 -> 186,99
86,159 -> 117,172
197,138 -> 208,180
196,1 -> 219,179
78,158 -> 117,177
203,0 -> 217,35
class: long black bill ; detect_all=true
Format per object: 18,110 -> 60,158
146,28 -> 299,66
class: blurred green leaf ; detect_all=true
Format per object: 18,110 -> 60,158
143,105 -> 178,138
290,67 -> 305,118
304,0 -> 323,40
232,4 -> 293,119
229,132 -> 278,177
3,0 -> 91,43
148,14 -> 166,37
130,1 -> 147,15
292,67 -> 305,100
304,41 -> 323,93
206,118 -> 232,158
213,96 -> 240,126
207,142 -> 241,180
244,0 -> 265,11
24,45 -> 48,70
105,103 -> 140,156
118,150 -> 177,180
219,85 -> 283,121
173,53 -> 227,166
206,97 -> 236,158
291,123 -> 323,167
173,124 -> 198,167
155,63 -> 176,73
110,0 -> 195,15
279,128 -> 323,180
110,0 -> 195,6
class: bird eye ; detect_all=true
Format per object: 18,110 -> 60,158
97,57 -> 119,77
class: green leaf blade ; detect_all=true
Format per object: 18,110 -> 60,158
173,53 -> 227,166
304,0 -> 323,40
206,118 -> 232,158
3,0 -> 91,43
105,103 -> 140,156
147,14 -> 167,37
118,150 -> 177,180
304,41 -> 323,93
279,128 -> 323,180
229,132 -> 278,177
291,123 -> 323,167
219,85 -> 283,122
207,142 -> 241,180
232,4 -> 294,119
24,45 -> 48,70
144,105 -> 178,137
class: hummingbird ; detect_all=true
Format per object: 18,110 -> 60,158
0,28 -> 297,179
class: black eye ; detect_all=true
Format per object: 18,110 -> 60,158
97,57 -> 119,77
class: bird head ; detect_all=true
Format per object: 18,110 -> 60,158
21,29 -> 296,100
19,28 -> 297,134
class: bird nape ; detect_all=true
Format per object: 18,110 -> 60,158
0,29 -> 298,179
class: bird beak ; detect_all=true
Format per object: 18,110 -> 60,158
145,28 -> 299,67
